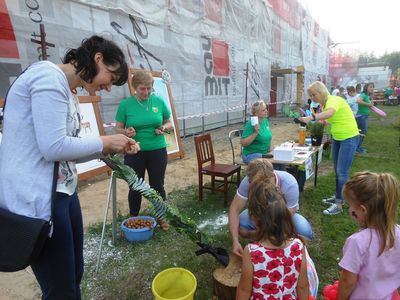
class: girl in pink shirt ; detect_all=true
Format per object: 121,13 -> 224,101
339,171 -> 400,300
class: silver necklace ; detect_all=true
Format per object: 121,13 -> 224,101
135,96 -> 150,111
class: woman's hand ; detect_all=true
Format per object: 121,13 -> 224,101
299,116 -> 313,124
232,240 -> 244,257
240,123 -> 261,147
155,126 -> 165,135
100,134 -> 140,155
115,122 -> 135,137
125,127 -> 136,138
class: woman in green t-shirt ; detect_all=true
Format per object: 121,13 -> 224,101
356,82 -> 374,154
241,100 -> 273,164
300,81 -> 359,216
115,70 -> 172,222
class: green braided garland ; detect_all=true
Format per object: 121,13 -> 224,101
102,155 -> 209,245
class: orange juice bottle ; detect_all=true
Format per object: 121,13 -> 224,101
298,126 -> 306,145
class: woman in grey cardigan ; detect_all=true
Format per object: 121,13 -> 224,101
0,36 -> 138,299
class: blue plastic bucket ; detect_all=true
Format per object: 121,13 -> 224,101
121,216 -> 156,242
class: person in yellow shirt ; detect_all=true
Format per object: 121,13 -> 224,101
300,81 -> 359,215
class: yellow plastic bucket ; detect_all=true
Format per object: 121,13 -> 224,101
152,267 -> 197,300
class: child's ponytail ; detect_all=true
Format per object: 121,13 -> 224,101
344,171 -> 400,255
379,173 -> 400,252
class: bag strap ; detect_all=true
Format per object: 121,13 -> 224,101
2,65 -> 59,222
49,162 -> 59,224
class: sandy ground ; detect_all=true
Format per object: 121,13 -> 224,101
0,119 -> 299,299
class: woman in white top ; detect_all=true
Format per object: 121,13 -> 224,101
0,36 -> 139,299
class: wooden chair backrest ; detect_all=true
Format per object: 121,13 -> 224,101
194,133 -> 215,168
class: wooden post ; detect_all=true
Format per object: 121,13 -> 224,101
30,23 -> 55,61
296,65 -> 304,110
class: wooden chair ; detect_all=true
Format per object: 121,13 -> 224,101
194,133 -> 241,206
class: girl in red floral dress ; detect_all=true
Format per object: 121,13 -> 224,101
236,179 -> 309,300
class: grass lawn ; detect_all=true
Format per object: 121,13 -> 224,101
81,105 -> 400,299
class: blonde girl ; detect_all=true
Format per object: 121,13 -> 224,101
339,172 -> 400,300
236,179 -> 309,300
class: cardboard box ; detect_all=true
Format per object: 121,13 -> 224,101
273,146 -> 295,161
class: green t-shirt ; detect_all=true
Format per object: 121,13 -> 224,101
385,87 -> 393,97
241,118 -> 272,155
357,92 -> 371,116
115,94 -> 171,151
324,95 -> 359,141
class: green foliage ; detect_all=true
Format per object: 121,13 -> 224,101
381,51 -> 400,75
307,121 -> 325,135
358,51 -> 400,75
289,110 -> 301,118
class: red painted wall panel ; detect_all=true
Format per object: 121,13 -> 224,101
0,0 -> 19,58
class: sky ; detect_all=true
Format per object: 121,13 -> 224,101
298,0 -> 399,57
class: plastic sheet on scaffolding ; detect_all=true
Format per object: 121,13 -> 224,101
0,0 -> 330,129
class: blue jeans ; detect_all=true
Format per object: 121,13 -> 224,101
239,209 -> 314,241
242,153 -> 263,165
331,135 -> 358,203
356,115 -> 368,151
31,192 -> 83,300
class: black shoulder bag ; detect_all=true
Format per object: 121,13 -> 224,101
0,163 -> 58,272
0,68 -> 59,272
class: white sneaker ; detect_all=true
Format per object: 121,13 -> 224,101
322,195 -> 336,205
323,204 -> 343,215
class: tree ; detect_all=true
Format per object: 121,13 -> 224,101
381,52 -> 400,74
358,52 -> 378,64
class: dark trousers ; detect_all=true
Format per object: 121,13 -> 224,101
31,192 -> 84,300
356,115 -> 368,152
124,148 -> 168,216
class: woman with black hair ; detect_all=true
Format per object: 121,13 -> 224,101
0,35 -> 138,299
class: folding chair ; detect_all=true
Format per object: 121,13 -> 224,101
194,133 -> 241,206
228,129 -> 246,166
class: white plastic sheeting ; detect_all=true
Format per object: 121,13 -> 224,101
0,0 -> 329,133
